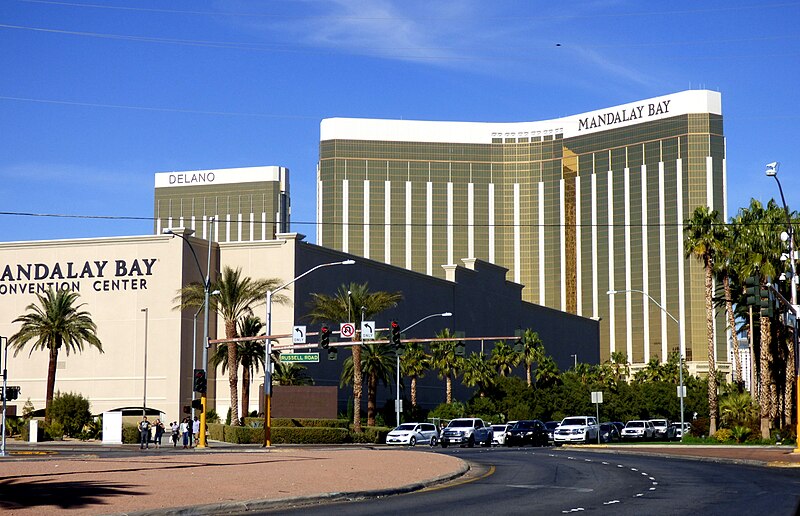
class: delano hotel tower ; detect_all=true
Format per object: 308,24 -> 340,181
318,90 -> 727,372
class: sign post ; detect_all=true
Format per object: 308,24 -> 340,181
591,391 -> 603,444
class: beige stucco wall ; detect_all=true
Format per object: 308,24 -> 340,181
0,233 -> 205,421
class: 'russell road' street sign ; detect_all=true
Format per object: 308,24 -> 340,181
281,352 -> 320,363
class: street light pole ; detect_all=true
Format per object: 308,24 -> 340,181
263,259 -> 356,447
765,161 -> 800,453
164,217 -> 215,448
141,308 -> 148,418
607,289 -> 685,441
395,312 -> 453,427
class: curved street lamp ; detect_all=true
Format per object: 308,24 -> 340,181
163,218 -> 215,448
394,312 -> 453,427
607,289 -> 685,441
263,259 -> 356,446
765,161 -> 800,452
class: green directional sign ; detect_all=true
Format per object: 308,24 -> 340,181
281,352 -> 320,363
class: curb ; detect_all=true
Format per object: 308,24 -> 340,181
112,457 -> 471,515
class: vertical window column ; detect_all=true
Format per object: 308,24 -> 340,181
363,180 -> 370,259
488,183 -> 495,264
624,167 -> 633,362
538,182 -> 545,306
426,181 -> 433,276
342,179 -> 349,253
384,180 -> 391,265
448,182 -> 454,265
514,183 -> 521,284
607,170 -> 616,354
641,164 -> 650,362
468,183 -> 475,258
560,179 -> 566,311
405,182 -> 412,270
676,158 -> 687,360
591,174 -> 599,319
576,176 -> 582,317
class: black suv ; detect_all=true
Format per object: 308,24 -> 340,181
504,419 -> 549,447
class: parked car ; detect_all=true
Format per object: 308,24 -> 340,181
621,420 -> 655,440
649,419 -> 676,440
492,424 -> 512,446
544,421 -> 560,443
553,416 -> 599,445
440,418 -> 493,448
674,422 -> 692,439
611,421 -> 625,435
386,422 -> 439,446
505,420 -> 549,447
599,422 -> 620,443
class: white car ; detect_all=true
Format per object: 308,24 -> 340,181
621,420 -> 655,440
385,422 -> 439,446
491,424 -> 512,445
553,416 -> 599,445
674,422 -> 691,439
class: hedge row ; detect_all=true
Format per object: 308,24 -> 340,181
208,423 -> 391,444
241,417 -> 350,429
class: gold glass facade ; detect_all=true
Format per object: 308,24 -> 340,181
318,103 -> 726,369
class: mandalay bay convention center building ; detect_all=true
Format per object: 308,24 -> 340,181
317,89 -> 728,375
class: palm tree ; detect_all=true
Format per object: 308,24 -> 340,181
430,328 -> 463,403
719,391 -> 757,429
520,329 -> 543,387
340,342 -> 396,426
400,342 -> 430,408
685,205 -> 725,435
534,352 -> 561,388
177,266 -> 284,426
210,315 -> 266,418
273,362 -> 314,385
306,282 -> 402,432
489,341 -> 520,376
9,288 -> 102,421
461,352 -> 495,397
717,222 -> 743,385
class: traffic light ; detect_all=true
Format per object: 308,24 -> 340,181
744,276 -> 760,306
390,321 -> 402,348
193,369 -> 207,393
760,287 -> 775,318
513,338 -> 524,353
327,348 -> 338,361
319,325 -> 331,349
191,398 -> 203,411
455,341 -> 465,357
2,386 -> 20,401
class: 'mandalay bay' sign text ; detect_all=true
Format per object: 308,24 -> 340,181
578,100 -> 671,132
0,258 -> 157,296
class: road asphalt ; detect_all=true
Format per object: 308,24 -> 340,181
0,439 -> 798,515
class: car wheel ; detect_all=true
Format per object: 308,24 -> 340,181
441,441 -> 448,448
467,435 -> 475,448
486,435 -> 492,447
430,436 -> 437,447
409,436 -> 416,447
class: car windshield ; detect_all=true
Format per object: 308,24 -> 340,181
514,421 -> 535,429
544,421 -> 559,430
395,424 -> 417,431
448,420 -> 473,428
652,421 -> 667,426
561,418 -> 586,426
492,425 -> 506,431
627,421 -> 644,428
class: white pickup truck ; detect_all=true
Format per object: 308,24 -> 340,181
440,418 -> 493,448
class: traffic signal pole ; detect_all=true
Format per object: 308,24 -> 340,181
1,337 -> 7,457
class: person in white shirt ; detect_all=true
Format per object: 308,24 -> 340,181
192,417 -> 200,445
180,418 -> 190,449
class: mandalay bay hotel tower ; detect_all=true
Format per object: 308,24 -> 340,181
317,90 -> 728,375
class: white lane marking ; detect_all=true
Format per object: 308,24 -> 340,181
617,464 -> 624,468
650,487 -> 657,491
603,500 -> 620,505
602,461 -> 609,465
561,508 -> 585,513
635,493 -> 644,497
631,468 -> 638,471
649,476 -> 655,480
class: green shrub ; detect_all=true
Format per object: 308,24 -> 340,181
44,420 -> 65,440
206,409 -> 221,424
730,425 -> 752,443
48,392 -> 91,437
271,427 -> 350,444
78,416 -> 103,440
714,428 -> 733,442
122,423 -> 140,444
428,402 -> 466,421
245,417 -> 350,429
350,426 -> 390,444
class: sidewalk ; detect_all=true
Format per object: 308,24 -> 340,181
0,441 -> 468,515
576,443 -> 800,467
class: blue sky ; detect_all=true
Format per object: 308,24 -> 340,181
1,0 -> 798,243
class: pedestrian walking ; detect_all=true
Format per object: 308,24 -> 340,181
171,421 -> 179,447
193,416 -> 200,446
138,416 -> 151,450
153,418 -> 165,448
180,417 -> 191,449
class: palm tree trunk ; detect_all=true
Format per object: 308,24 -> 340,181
749,307 -> 757,397
352,344 -> 363,433
45,343 -> 59,422
785,339 -> 795,429
760,317 -> 772,439
242,366 -> 251,421
367,373 -> 377,427
226,320 -> 240,426
705,260 -> 718,435
724,276 -> 742,384
446,375 -> 452,404
526,363 -> 532,388
411,376 -> 418,407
